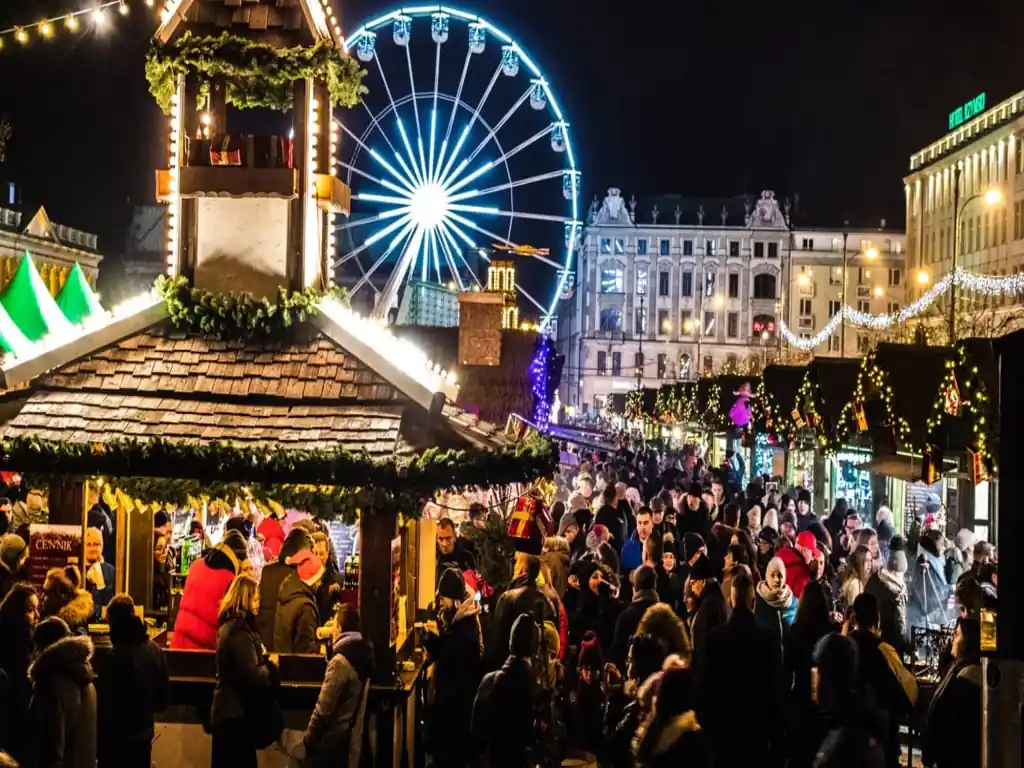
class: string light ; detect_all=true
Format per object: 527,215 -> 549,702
779,266 -> 1024,350
0,0 -> 155,47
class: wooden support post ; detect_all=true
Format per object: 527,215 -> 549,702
126,504 -> 155,612
358,506 -> 398,682
287,78 -> 311,292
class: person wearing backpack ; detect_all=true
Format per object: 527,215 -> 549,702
486,555 -> 555,670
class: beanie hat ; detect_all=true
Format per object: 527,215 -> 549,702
682,533 -> 705,562
221,530 -> 249,565
578,630 -> 604,671
586,524 -> 609,550
688,482 -> 704,498
288,549 -> 325,585
33,616 -> 71,652
688,553 -> 714,582
509,613 -> 540,656
758,527 -> 779,545
557,513 -> 579,537
889,536 -> 907,553
280,528 -> 314,561
955,528 -> 976,552
780,511 -> 798,529
542,621 -> 561,658
437,567 -> 466,601
0,534 -> 27,569
797,489 -> 812,505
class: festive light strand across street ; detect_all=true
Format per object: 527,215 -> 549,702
0,0 -> 155,47
779,267 -> 1024,350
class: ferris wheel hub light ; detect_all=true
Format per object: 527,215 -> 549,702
410,183 -> 449,230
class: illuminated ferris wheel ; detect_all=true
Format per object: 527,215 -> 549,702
337,6 -> 581,328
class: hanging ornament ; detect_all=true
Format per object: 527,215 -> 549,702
943,372 -> 962,416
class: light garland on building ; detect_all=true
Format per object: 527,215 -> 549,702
0,0 -> 155,48
779,266 -> 1024,350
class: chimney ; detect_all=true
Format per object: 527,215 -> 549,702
458,291 -> 504,367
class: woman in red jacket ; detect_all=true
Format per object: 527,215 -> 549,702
171,532 -> 249,650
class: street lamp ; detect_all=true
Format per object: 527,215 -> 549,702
760,329 -> 770,368
917,269 -> 931,286
839,226 -> 880,358
949,170 -> 1005,342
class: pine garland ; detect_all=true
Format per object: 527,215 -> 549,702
146,31 -> 368,113
155,275 -> 344,338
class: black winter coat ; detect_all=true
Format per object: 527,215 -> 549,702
427,596 -> 484,762
274,574 -> 321,655
487,576 -> 555,669
699,609 -> 784,765
96,615 -> 169,765
813,721 -> 887,768
0,561 -> 15,603
594,504 -> 625,556
864,571 -> 910,655
633,712 -> 712,768
848,629 -> 915,764
28,635 -> 98,768
922,661 -> 982,768
784,622 -> 836,768
609,590 -> 659,671
256,559 -> 296,651
0,616 -> 33,761
471,656 -> 536,768
568,584 -> 620,653
689,584 -> 728,675
303,631 -> 375,768
211,612 -> 274,727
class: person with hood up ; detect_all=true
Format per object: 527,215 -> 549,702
811,633 -> 886,768
541,515 -> 577,598
425,568 -> 483,768
678,484 -> 710,538
274,549 -> 324,654
0,583 -> 39,762
488,554 -> 556,669
754,556 -> 798,647
471,614 -> 540,768
635,602 -> 691,665
594,484 -> 626,556
864,537 -> 910,654
27,616 -> 98,768
172,531 -> 249,650
40,566 -> 94,635
922,616 -> 983,768
632,665 -> 710,768
567,631 -> 607,760
699,570 -> 784,766
685,555 -> 727,675
908,530 -> 954,629
567,558 -> 619,652
96,595 -> 169,768
777,530 -> 816,599
256,524 -> 313,650
875,505 -> 895,562
945,528 -> 975,586
302,605 -> 375,768
756,527 -> 778,578
795,488 -> 815,532
610,566 -> 661,671
0,535 -> 27,601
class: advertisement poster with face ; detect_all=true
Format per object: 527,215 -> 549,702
27,524 -> 82,587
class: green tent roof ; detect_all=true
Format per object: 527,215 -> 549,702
56,262 -> 104,326
0,301 -> 31,355
0,253 -> 73,343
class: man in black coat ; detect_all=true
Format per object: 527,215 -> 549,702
677,483 -> 710,538
256,526 -> 313,650
593,484 -> 625,556
472,614 -> 539,768
687,554 -> 728,671
699,569 -> 784,767
486,555 -> 554,670
609,565 -> 660,671
274,551 -> 324,655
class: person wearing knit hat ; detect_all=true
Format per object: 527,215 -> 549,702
682,533 -> 706,566
865,535 -> 911,653
0,533 -> 27,600
578,629 -> 604,673
586,523 -> 611,552
509,613 -> 540,657
796,488 -> 814,532
437,566 -> 467,602
779,510 -> 798,542
569,629 -> 608,757
274,549 -> 323,654
686,553 -> 727,673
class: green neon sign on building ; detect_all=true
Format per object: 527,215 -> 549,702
949,93 -> 986,131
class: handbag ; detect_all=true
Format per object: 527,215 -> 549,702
247,660 -> 285,750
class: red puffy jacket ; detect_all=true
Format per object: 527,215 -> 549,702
171,559 -> 235,650
777,545 -> 812,599
258,517 -> 286,561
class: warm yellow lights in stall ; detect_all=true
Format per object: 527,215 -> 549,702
166,83 -> 182,277
0,0 -> 158,48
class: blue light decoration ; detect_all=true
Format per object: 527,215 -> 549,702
393,15 -> 411,46
431,12 -> 449,44
500,46 -> 520,77
468,22 -> 486,54
340,8 -> 580,331
753,432 -> 775,478
356,31 -> 376,62
530,335 -> 554,426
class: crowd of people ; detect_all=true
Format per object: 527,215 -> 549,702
435,444 -> 996,768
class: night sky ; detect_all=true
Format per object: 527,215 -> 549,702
0,0 -> 1021,273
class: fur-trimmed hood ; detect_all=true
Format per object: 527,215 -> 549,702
636,711 -> 701,758
542,536 -> 570,555
29,634 -> 95,686
58,590 -> 95,628
635,603 -> 691,662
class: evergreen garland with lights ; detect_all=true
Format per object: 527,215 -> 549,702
146,31 -> 368,113
155,275 -> 344,338
924,345 -> 999,473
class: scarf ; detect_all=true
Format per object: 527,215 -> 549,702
756,579 -> 794,610
878,568 -> 908,600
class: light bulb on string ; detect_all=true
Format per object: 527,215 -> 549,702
14,28 -> 28,44
119,2 -> 129,15
66,14 -> 80,30
93,8 -> 107,26
39,21 -> 54,38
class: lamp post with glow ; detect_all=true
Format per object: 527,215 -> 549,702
839,223 -> 879,358
949,175 -> 1004,343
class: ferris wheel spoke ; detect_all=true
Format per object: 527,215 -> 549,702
428,228 -> 443,285
437,61 -> 503,185
437,222 -> 482,290
337,160 -> 413,199
447,170 -> 565,203
461,86 -> 532,169
352,220 -> 416,297
429,40 -> 441,181
357,103 -> 403,169
444,124 -> 555,194
436,49 -> 473,182
405,44 -> 429,183
352,193 -> 412,206
515,283 -> 549,314
338,122 -> 418,195
375,55 -> 424,187
434,226 -> 467,290
476,208 -> 572,224
332,207 -> 410,235
395,118 -> 426,188
333,213 -> 414,269
445,211 -> 516,250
